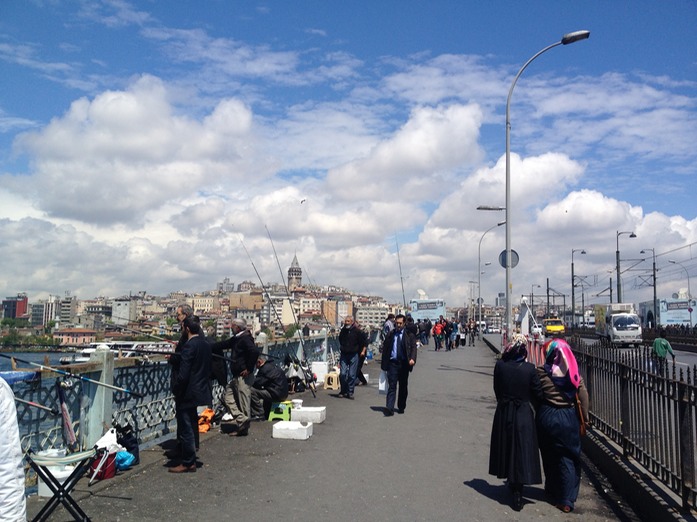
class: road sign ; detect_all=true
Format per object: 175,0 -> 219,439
498,249 -> 519,268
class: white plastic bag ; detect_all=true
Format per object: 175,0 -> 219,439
378,370 -> 387,395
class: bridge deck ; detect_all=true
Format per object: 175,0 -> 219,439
27,337 -> 633,521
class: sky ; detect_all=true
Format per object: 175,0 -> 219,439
0,0 -> 696,312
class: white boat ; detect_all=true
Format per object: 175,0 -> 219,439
59,341 -> 174,365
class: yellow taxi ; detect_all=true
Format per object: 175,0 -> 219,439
542,318 -> 566,338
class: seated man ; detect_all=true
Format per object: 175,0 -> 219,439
250,356 -> 289,419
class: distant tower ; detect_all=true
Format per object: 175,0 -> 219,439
288,254 -> 302,291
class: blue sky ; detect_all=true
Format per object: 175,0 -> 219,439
0,0 -> 695,312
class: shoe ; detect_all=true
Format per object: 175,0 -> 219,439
396,408 -> 404,414
346,395 -> 354,400
555,504 -> 572,513
383,409 -> 394,417
337,393 -> 347,398
168,464 -> 196,473
512,491 -> 523,511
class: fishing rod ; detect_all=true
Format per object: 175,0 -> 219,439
396,235 -> 407,309
14,397 -> 59,416
265,225 -> 317,396
0,353 -> 144,398
237,233 -> 288,332
265,226 -> 307,344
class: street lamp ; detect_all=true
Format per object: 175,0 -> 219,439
616,230 -> 636,302
571,248 -> 586,327
478,221 -> 505,336
530,284 -> 541,319
504,30 -> 590,340
670,259 -> 694,328
669,260 -> 692,299
641,248 -> 657,328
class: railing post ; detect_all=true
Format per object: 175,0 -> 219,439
80,345 -> 114,448
620,362 -> 630,458
322,328 -> 328,363
678,375 -> 695,510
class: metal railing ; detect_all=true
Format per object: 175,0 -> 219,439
569,336 -> 696,511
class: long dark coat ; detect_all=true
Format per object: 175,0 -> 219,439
488,358 -> 543,485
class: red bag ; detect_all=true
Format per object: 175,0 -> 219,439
90,450 -> 116,483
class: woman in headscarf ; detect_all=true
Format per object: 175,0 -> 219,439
535,339 -> 590,513
489,334 -> 543,511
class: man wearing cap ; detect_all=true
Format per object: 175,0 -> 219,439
250,355 -> 289,419
212,318 -> 260,436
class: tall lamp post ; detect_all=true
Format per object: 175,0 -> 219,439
571,248 -> 586,327
478,221 -> 505,335
615,230 -> 636,302
669,259 -> 692,299
504,30 -> 590,339
530,284 -> 541,319
641,248 -> 657,328
670,259 -> 694,327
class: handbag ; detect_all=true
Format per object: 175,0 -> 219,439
378,370 -> 387,395
575,394 -> 587,437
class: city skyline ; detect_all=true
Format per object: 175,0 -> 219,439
0,1 -> 695,309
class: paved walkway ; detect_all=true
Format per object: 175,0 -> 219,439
28,338 -> 628,521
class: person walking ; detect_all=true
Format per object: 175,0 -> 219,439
651,329 -> 675,374
488,335 -> 543,511
535,338 -> 590,513
170,316 -> 212,473
338,316 -> 367,399
380,314 -> 417,416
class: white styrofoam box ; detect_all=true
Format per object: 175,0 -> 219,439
311,361 -> 329,384
291,406 -> 326,424
38,466 -> 74,497
272,421 -> 313,440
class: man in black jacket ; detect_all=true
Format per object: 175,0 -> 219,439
250,356 -> 289,419
170,316 -> 212,473
381,314 -> 417,416
212,318 -> 260,437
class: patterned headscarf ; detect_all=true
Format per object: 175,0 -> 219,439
502,334 -> 528,362
543,338 -> 581,399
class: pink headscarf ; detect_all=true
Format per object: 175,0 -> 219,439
543,339 -> 581,393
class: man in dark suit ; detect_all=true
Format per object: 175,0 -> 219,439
170,315 -> 212,473
381,313 -> 417,416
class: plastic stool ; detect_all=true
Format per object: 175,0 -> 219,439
323,372 -> 340,390
268,401 -> 292,421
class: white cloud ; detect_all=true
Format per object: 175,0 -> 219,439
326,103 -> 484,200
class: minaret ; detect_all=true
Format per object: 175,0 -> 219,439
288,254 -> 302,291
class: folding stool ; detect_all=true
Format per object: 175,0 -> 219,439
26,448 -> 97,522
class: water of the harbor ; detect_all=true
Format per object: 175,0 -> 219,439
0,351 -> 65,371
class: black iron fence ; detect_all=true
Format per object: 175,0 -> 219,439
569,336 -> 696,511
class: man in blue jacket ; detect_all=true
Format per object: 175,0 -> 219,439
170,316 -> 212,473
